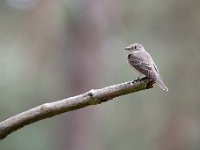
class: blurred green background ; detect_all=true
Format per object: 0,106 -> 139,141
1,0 -> 200,150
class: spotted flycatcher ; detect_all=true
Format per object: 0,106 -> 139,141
125,43 -> 168,91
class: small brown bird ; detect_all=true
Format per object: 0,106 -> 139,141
125,43 -> 168,91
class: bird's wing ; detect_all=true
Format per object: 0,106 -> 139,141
127,53 -> 153,78
153,63 -> 159,73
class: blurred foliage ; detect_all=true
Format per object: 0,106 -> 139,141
1,0 -> 200,150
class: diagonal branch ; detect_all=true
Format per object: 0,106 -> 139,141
0,77 -> 154,140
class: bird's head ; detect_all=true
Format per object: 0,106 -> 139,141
125,43 -> 144,52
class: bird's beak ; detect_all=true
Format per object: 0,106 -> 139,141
125,46 -> 131,51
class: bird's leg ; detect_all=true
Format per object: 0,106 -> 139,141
137,74 -> 142,80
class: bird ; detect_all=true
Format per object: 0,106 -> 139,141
125,43 -> 168,91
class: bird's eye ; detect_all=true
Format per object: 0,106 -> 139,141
134,45 -> 137,49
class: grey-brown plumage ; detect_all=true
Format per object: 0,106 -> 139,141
125,43 -> 168,91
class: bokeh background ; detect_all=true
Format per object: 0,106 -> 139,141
1,0 -> 200,149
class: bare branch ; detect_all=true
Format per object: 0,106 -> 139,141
0,77 -> 154,140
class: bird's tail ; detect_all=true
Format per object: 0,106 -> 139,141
156,77 -> 168,91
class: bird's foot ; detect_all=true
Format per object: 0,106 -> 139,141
137,74 -> 142,80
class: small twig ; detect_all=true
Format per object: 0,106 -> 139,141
0,77 -> 154,140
